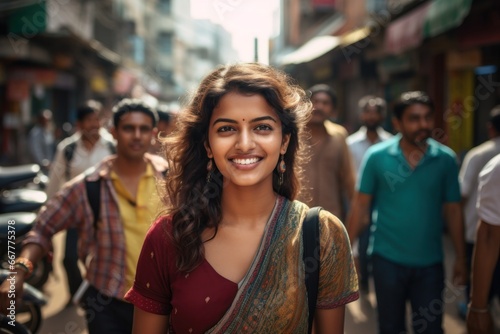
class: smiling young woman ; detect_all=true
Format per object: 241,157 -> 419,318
124,63 -> 359,334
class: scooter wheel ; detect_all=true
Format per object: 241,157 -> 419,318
14,302 -> 42,334
0,314 -> 31,334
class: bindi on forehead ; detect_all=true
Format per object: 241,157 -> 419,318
242,118 -> 245,122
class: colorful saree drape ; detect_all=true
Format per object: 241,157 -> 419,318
125,196 -> 359,333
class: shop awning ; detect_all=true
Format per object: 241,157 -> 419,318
384,2 -> 431,55
340,26 -> 371,47
280,36 -> 340,65
423,0 -> 473,38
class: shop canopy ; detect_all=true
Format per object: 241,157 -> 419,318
384,2 -> 431,55
280,36 -> 340,65
423,0 -> 473,38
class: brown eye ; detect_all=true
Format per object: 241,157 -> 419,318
255,124 -> 273,131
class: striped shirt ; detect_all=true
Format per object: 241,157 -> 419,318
24,153 -> 168,299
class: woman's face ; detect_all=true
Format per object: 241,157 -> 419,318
205,92 -> 290,189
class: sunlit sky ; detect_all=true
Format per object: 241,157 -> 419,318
190,0 -> 280,64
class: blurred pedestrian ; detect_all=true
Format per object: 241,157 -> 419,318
458,105 -> 500,318
347,91 -> 467,334
46,100 -> 116,305
125,63 -> 359,333
347,95 -> 392,294
151,104 -> 175,154
28,109 -> 55,172
467,153 -> 500,334
0,99 -> 168,334
300,84 -> 355,220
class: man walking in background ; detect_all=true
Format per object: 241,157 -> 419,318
0,99 -> 168,334
347,91 -> 467,334
300,84 -> 355,220
458,106 -> 500,318
46,100 -> 116,305
347,95 -> 392,293
29,109 -> 55,172
467,153 -> 500,334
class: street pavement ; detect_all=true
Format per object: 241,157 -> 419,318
36,232 -> 499,333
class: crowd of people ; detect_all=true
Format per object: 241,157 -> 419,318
1,62 -> 499,334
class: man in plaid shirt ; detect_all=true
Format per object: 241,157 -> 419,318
0,98 -> 168,334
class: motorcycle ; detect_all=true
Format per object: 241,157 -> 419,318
0,165 -> 47,213
0,268 -> 48,334
0,165 -> 52,289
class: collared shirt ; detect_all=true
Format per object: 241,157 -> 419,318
358,134 -> 461,266
459,137 -> 500,242
46,130 -> 116,198
111,164 -> 161,293
347,126 -> 393,172
300,121 -> 355,220
24,153 -> 168,299
477,154 -> 500,227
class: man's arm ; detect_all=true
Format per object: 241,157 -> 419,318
470,220 -> 500,308
0,243 -> 45,312
339,139 -> 356,205
467,220 -> 500,334
444,202 -> 467,286
346,192 -> 373,245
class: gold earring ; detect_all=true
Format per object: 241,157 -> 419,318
206,159 -> 213,183
278,154 -> 286,186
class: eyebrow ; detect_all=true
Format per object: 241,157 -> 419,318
212,116 -> 277,127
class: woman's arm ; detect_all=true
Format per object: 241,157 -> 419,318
313,306 -> 345,334
132,307 -> 169,334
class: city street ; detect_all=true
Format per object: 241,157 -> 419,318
35,231 -> 500,334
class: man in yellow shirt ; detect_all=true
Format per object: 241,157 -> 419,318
0,99 -> 168,334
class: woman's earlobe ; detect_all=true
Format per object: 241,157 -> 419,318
204,141 -> 213,158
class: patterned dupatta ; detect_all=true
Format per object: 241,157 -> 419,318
206,196 -> 310,333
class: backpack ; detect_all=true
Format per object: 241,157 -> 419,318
63,137 -> 116,180
85,177 -> 101,236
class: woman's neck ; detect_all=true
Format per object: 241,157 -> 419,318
220,185 -> 277,229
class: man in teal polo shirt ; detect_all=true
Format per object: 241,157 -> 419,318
347,91 -> 467,334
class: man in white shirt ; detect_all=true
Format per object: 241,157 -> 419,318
459,106 -> 500,316
347,95 -> 392,293
347,95 -> 393,171
467,153 -> 500,334
46,100 -> 115,304
28,109 -> 55,172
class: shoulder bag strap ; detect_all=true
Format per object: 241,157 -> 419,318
302,206 -> 322,334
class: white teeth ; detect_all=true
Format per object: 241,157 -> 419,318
232,158 -> 260,165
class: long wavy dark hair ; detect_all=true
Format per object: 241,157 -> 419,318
163,63 -> 311,272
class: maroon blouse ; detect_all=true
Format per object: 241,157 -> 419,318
125,217 -> 238,333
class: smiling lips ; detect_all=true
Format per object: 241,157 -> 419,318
231,157 -> 261,165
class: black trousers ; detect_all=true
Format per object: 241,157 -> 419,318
82,285 -> 134,334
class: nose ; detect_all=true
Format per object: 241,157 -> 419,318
235,129 -> 255,152
419,116 -> 432,129
133,127 -> 142,138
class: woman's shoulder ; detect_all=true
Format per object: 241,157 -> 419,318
318,209 -> 344,229
146,215 -> 174,246
291,200 -> 344,228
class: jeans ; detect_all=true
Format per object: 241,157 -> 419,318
63,227 -> 83,297
372,255 -> 444,334
83,285 -> 134,334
